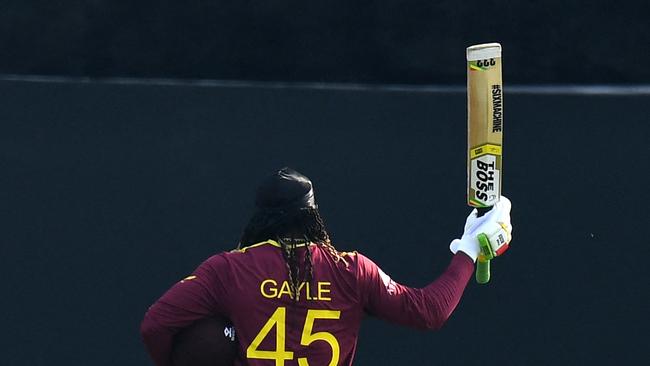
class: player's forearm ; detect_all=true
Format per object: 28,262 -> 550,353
140,312 -> 174,366
366,253 -> 474,330
420,252 -> 474,330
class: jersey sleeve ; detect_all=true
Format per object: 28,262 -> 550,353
140,254 -> 230,366
356,252 -> 474,330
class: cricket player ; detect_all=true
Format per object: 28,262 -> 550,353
141,167 -> 513,366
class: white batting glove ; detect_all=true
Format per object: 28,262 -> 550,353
449,196 -> 513,262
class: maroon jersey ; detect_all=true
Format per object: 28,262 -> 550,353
141,240 -> 474,366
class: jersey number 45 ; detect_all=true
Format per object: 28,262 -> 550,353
247,307 -> 341,366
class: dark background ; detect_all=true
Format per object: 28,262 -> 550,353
1,0 -> 648,83
2,81 -> 648,365
1,1 -> 649,366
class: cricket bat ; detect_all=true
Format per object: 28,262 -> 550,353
466,43 -> 503,284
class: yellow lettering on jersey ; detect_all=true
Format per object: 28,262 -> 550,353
261,279 -> 279,299
278,281 -> 294,299
297,281 -> 312,301
318,282 -> 331,301
259,279 -> 332,301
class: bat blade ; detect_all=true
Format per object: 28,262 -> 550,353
467,43 -> 503,209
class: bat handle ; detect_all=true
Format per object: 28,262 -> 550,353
475,207 -> 492,284
476,234 -> 491,284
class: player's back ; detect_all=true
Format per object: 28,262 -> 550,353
219,240 -> 363,366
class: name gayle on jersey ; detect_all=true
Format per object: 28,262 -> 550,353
260,279 -> 332,301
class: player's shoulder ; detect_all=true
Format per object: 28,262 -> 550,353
197,252 -> 230,273
228,239 -> 283,254
337,249 -> 362,266
338,250 -> 379,273
312,243 -> 366,271
328,247 -> 368,262
196,241 -> 260,270
218,240 -> 286,267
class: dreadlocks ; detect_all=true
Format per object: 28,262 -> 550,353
239,167 -> 346,301
239,207 -> 346,301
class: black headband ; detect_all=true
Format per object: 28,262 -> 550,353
255,167 -> 317,214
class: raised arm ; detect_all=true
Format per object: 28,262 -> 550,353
357,252 -> 474,330
359,197 -> 513,330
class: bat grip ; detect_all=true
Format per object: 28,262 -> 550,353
475,207 -> 491,284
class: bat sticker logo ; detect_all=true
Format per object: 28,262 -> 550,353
470,58 -> 496,71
